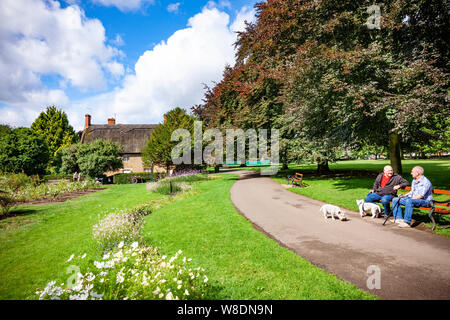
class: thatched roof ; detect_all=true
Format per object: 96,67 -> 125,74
80,124 -> 159,154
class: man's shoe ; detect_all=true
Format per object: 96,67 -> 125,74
395,219 -> 404,224
398,221 -> 411,228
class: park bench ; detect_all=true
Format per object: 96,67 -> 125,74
287,173 -> 303,187
382,186 -> 450,231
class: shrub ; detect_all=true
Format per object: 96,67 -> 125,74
36,243 -> 210,300
42,174 -> 72,182
93,208 -> 149,250
0,173 -> 34,215
113,172 -> 165,184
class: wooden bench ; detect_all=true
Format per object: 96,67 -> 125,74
287,173 -> 303,187
382,186 -> 450,231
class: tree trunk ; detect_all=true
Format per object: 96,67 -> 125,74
389,132 -> 402,175
317,159 -> 330,174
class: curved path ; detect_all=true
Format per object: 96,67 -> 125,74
227,169 -> 450,300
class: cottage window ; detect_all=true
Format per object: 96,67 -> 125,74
123,154 -> 130,162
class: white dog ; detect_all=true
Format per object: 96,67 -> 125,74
356,200 -> 381,218
320,204 -> 348,221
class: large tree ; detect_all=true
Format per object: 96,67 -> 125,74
199,0 -> 449,173
0,127 -> 50,175
142,108 -> 197,172
31,105 -> 78,172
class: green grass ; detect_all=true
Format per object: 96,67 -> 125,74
270,159 -> 450,236
0,184 -> 163,300
0,176 -> 376,300
142,175 -> 375,300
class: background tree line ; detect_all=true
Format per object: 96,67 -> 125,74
0,106 -> 123,178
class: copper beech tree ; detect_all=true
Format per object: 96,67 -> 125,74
195,0 -> 449,173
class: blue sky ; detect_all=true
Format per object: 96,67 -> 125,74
0,0 -> 259,130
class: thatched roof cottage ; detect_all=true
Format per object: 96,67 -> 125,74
80,114 -> 162,175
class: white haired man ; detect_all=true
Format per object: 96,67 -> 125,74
364,165 -> 409,218
392,166 -> 433,228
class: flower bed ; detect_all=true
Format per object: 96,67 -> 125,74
37,242 -> 209,300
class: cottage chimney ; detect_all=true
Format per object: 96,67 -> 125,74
108,118 -> 116,125
85,114 -> 91,129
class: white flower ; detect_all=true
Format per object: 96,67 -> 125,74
67,254 -> 75,262
86,273 -> 95,282
185,289 -> 189,296
166,292 -> 174,300
81,253 -> 87,259
118,241 -> 124,249
203,276 -> 208,283
91,292 -> 103,299
177,285 -> 182,290
131,242 -> 139,249
152,287 -> 161,295
116,273 -> 124,284
102,253 -> 110,260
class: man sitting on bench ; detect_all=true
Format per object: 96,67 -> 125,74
364,165 -> 409,218
392,166 -> 433,228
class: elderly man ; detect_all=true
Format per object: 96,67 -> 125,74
364,165 -> 409,217
392,166 -> 433,228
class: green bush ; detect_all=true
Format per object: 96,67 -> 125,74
42,174 -> 72,182
113,172 -> 165,184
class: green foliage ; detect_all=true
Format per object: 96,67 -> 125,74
42,174 -> 72,182
93,209 -> 148,250
60,139 -> 123,178
0,124 -> 12,137
0,127 -> 50,175
113,172 -> 165,184
31,106 -> 78,172
0,173 -> 34,215
142,107 -> 196,171
197,0 -> 449,172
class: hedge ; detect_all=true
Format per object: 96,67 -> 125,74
112,172 -> 165,184
42,174 -> 72,182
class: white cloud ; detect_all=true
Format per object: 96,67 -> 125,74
1,3 -> 257,131
219,1 -> 232,9
111,34 -> 125,46
230,5 -> 256,32
167,3 -> 181,14
91,0 -> 154,12
66,5 -> 256,130
0,0 -> 123,125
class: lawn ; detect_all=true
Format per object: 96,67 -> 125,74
0,184 -> 163,300
0,175 -> 375,300
142,175 -> 375,300
269,159 -> 450,236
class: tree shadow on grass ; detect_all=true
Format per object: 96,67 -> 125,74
0,207 -> 37,221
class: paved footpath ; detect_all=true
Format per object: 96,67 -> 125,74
227,170 -> 450,300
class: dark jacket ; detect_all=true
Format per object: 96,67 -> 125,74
372,173 -> 409,196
